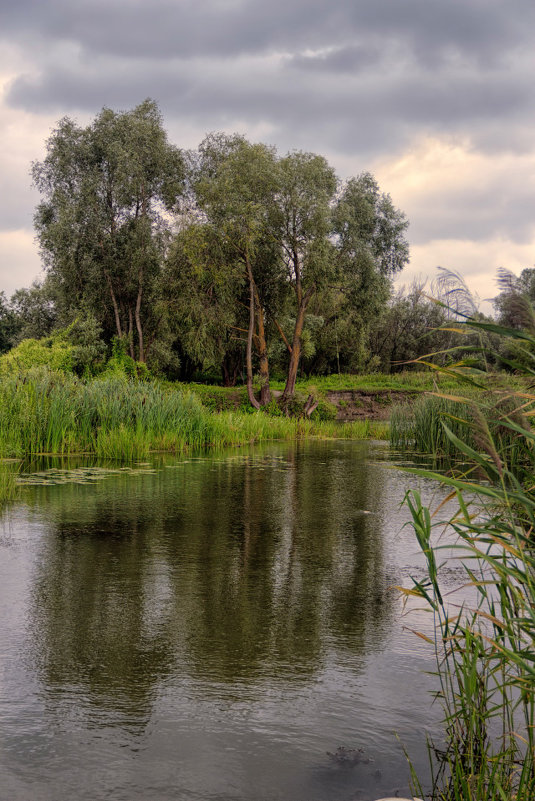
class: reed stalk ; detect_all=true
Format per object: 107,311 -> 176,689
0,461 -> 18,509
0,368 -> 387,462
398,319 -> 535,800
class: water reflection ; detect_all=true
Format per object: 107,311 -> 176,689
0,440 -> 445,801
29,443 -> 394,709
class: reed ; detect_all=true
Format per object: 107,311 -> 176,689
398,319 -> 535,800
390,390 -> 532,475
0,369 -> 387,462
0,461 -> 18,509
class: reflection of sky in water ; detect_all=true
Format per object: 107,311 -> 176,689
0,440 -> 464,801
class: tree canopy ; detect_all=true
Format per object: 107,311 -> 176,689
20,100 -> 414,402
32,99 -> 185,363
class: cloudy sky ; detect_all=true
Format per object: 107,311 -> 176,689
1,0 -> 534,309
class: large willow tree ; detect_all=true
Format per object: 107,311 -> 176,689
32,99 -> 184,362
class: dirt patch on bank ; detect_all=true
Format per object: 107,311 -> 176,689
326,389 -> 419,421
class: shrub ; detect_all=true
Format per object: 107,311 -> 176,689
0,334 -> 73,375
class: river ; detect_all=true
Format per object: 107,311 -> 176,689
0,439 -> 455,800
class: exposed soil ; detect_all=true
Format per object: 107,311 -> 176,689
220,386 -> 419,420
326,389 -> 418,421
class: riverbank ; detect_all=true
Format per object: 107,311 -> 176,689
0,367 -> 504,510
186,370 -> 490,420
0,369 -> 390,462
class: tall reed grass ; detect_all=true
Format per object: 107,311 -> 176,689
0,368 -> 385,462
398,318 -> 535,800
391,391 -> 533,476
0,461 -> 18,509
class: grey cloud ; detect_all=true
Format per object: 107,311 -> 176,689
291,45 -> 383,74
7,64 -> 196,116
4,0 -> 535,159
1,0 -> 535,65
406,180 -> 535,247
2,0 -> 535,250
8,48 -> 533,159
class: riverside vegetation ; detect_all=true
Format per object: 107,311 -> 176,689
0,318 -> 481,511
393,317 -> 535,800
0,363 -> 389,509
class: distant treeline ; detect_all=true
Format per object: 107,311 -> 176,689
0,100 -> 532,404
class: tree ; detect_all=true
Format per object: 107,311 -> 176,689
276,152 -> 337,400
276,166 -> 409,397
194,133 -> 282,406
0,292 -> 19,354
368,282 -> 448,371
333,172 -> 409,322
32,99 -> 184,362
165,222 -> 247,384
9,279 -> 58,342
492,267 -> 535,371
494,267 -> 535,332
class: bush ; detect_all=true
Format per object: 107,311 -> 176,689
0,316 -> 107,378
311,399 -> 338,421
0,334 -> 73,375
100,337 -> 150,380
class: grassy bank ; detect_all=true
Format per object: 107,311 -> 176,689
0,369 -> 389,463
185,370 -> 493,420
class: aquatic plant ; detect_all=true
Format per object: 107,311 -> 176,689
390,390 -> 532,474
399,319 -> 535,800
0,369 -> 387,461
0,461 -> 18,509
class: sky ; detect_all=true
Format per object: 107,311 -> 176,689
1,0 -> 534,312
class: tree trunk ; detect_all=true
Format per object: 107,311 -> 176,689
274,319 -> 292,354
128,307 -> 135,359
106,272 -> 123,339
134,254 -> 145,364
245,259 -> 260,409
253,284 -> 271,406
281,286 -> 315,401
135,288 -> 144,363
135,191 -> 147,363
221,354 -> 239,387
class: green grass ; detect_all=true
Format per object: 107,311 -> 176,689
186,370 -> 489,413
390,390 -> 533,477
0,368 -> 388,463
286,370 -> 481,393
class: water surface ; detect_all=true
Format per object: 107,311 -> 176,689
0,440 -> 453,800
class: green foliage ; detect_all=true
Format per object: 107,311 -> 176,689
0,317 -> 107,378
0,369 -> 385,462
390,391 -> 532,472
65,316 -> 107,376
311,399 -> 338,421
0,461 -> 18,510
101,337 -> 150,380
0,291 -> 20,354
32,99 -> 185,362
0,333 -> 74,375
27,107 -> 412,391
398,314 -> 535,800
9,280 -> 58,342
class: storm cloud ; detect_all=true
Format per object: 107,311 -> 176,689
0,0 -> 534,296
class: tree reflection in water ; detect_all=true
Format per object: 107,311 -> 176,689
27,441 -> 394,728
